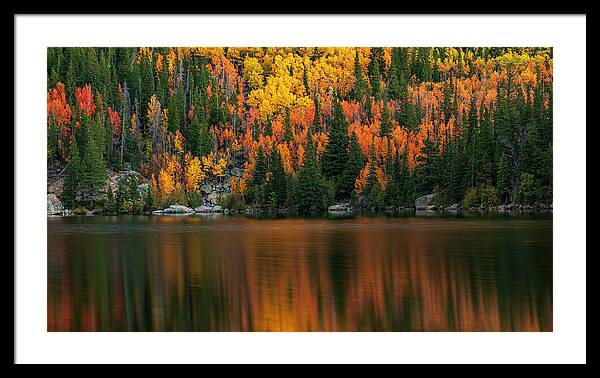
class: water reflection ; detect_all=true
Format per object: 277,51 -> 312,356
48,215 -> 552,331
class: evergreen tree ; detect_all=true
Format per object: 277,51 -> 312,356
79,116 -> 107,208
60,138 -> 81,209
189,112 -> 212,158
168,87 -> 185,133
380,97 -> 393,137
127,174 -> 142,214
388,48 -> 401,100
143,190 -> 155,212
266,149 -> 287,207
253,146 -> 267,187
104,186 -> 116,214
139,53 -> 155,125
115,178 -> 127,213
252,118 -> 260,141
263,117 -> 273,137
297,142 -> 324,213
371,59 -> 382,102
415,136 -> 440,195
353,50 -> 367,103
338,132 -> 364,199
321,100 -> 349,178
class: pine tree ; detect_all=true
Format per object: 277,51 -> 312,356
371,59 -> 382,102
380,98 -> 393,137
252,118 -> 260,141
60,138 -> 81,209
79,115 -> 108,208
253,146 -> 267,187
297,142 -> 324,212
415,136 -> 439,196
338,132 -> 364,199
321,100 -> 349,178
263,117 -> 273,137
116,178 -> 127,213
104,186 -> 116,214
140,53 -> 155,125
143,190 -> 155,212
353,50 -> 367,103
398,146 -> 411,205
189,112 -> 212,158
388,48 -> 401,100
266,149 -> 287,207
128,174 -> 142,214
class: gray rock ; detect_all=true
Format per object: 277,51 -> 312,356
328,203 -> 351,212
212,205 -> 223,212
447,203 -> 459,210
415,193 -> 437,210
47,193 -> 64,215
498,204 -> 508,211
201,184 -> 213,194
161,204 -> 195,214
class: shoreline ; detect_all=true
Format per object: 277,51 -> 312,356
48,207 -> 554,218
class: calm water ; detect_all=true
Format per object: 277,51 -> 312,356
48,213 -> 552,331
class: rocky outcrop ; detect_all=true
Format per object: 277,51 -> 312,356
415,193 -> 437,210
447,203 -> 459,210
156,204 -> 195,214
328,202 -> 351,212
47,193 -> 64,215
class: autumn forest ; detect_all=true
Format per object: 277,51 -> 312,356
47,47 -> 553,214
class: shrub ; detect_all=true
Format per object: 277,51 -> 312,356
462,187 -> 480,208
162,189 -> 188,208
222,192 -> 245,212
480,185 -> 500,207
186,192 -> 202,209
73,206 -> 88,215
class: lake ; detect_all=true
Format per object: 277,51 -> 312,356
47,213 -> 552,331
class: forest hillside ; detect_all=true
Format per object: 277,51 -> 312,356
47,47 -> 553,214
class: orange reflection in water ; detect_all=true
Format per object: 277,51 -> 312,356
48,216 -> 552,331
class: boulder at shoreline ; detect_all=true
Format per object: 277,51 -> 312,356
415,193 -> 437,210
